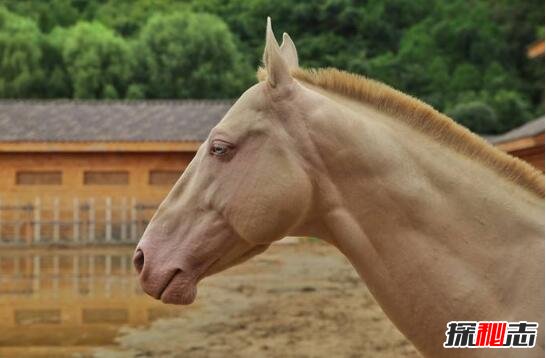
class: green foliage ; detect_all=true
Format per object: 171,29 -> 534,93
126,84 -> 146,99
103,84 -> 119,99
490,90 -> 533,132
0,0 -> 542,134
135,12 -> 253,98
446,102 -> 499,134
5,0 -> 79,32
194,0 -> 543,133
42,27 -> 71,97
94,0 -> 188,37
0,6 -> 45,97
60,22 -> 133,99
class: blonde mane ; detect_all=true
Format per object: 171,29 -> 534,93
258,67 -> 544,197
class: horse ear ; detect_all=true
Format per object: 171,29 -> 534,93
263,17 -> 292,88
280,32 -> 299,70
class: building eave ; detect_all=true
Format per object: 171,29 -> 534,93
527,40 -> 545,58
495,133 -> 545,153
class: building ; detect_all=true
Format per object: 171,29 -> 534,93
0,100 -> 232,204
0,101 -> 542,245
527,40 -> 545,59
1,101 -> 542,203
0,100 -> 231,244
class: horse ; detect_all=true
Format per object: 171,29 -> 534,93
134,18 -> 544,357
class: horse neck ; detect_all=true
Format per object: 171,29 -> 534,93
298,84 -> 544,355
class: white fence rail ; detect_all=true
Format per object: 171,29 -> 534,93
0,197 -> 158,246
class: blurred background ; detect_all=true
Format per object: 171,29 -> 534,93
0,0 -> 543,357
0,0 -> 544,132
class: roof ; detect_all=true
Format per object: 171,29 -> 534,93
485,117 -> 545,144
527,40 -> 545,58
0,100 -> 542,147
0,100 -> 232,142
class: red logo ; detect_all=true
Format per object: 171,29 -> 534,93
476,322 -> 506,347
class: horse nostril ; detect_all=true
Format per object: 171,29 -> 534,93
133,248 -> 144,274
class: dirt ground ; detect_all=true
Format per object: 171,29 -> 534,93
94,242 -> 420,358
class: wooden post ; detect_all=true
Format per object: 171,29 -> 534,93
89,255 -> 95,274
105,255 -> 112,274
120,254 -> 127,275
53,197 -> 60,242
88,198 -> 95,243
14,199 -> 20,243
33,198 -> 41,243
13,256 -> 20,276
0,197 -> 2,243
73,198 -> 80,243
105,197 -> 112,242
52,255 -> 59,296
130,198 -> 137,241
130,271 -> 137,295
105,255 -> 112,297
72,255 -> 79,294
120,197 -> 127,242
53,255 -> 59,275
89,254 -> 95,296
32,255 -> 40,294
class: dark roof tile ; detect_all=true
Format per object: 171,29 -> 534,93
0,100 -> 233,142
484,117 -> 544,144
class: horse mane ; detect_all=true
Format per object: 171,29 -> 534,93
258,67 -> 544,197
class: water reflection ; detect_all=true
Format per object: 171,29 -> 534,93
0,247 -> 187,357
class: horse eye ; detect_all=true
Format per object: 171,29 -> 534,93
210,141 -> 231,157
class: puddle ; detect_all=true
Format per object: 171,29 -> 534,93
0,246 -> 189,357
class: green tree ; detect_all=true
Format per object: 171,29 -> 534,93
192,0 -> 435,70
0,6 -> 45,97
490,90 -> 533,132
5,0 -> 80,33
42,27 -> 72,97
59,21 -> 133,99
482,62 -> 513,94
126,84 -> 146,99
0,0 -> 542,132
135,11 -> 253,98
446,101 -> 499,134
95,0 -> 188,37
449,64 -> 482,94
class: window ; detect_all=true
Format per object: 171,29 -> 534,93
149,170 -> 181,186
84,171 -> 129,185
16,171 -> 62,185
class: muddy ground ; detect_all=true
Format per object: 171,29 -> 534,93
94,242 -> 420,358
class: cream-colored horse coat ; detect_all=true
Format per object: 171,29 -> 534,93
135,19 -> 544,358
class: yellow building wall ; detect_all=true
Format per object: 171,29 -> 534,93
0,151 -> 194,204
